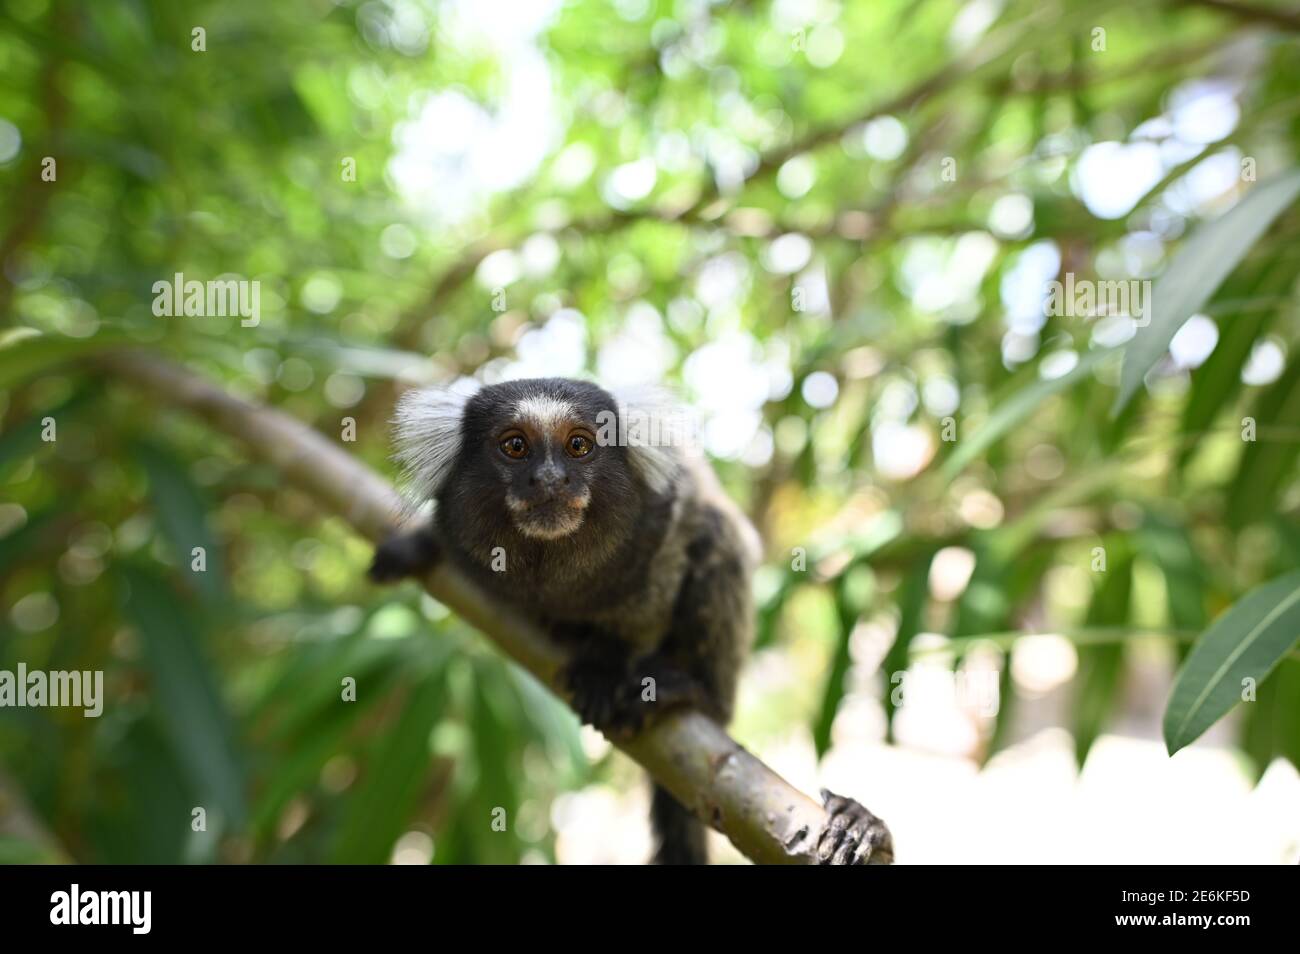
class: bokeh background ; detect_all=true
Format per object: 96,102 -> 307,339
2,0 -> 1300,864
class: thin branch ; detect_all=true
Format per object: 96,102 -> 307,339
390,15 -> 1038,349
97,349 -> 892,866
0,0 -> 71,318
1175,0 -> 1300,31
991,36 -> 1232,95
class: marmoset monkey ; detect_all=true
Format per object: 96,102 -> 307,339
369,376 -> 890,865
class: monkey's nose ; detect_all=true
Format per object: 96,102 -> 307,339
531,464 -> 569,490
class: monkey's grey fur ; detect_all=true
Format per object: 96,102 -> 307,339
370,376 -> 890,865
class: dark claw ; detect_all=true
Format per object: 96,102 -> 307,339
816,789 -> 893,865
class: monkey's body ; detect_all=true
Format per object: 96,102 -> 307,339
454,454 -> 756,716
371,377 -> 888,865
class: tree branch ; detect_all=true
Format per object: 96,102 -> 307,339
389,14 -> 1039,353
1174,0 -> 1300,31
97,349 -> 892,865
0,0 -> 72,318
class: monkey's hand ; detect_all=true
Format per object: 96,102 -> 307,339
561,642 -> 704,739
368,525 -> 441,583
563,651 -> 644,737
815,789 -> 893,865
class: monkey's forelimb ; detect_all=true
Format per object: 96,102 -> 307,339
368,524 -> 442,582
550,622 -> 710,738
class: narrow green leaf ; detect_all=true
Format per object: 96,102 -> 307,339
1240,659 -> 1300,780
1074,543 -> 1133,766
468,662 -> 523,864
256,633 -> 398,744
134,441 -> 226,602
0,508 -> 57,576
1226,354 -> 1300,528
0,329 -> 123,392
331,675 -> 445,863
91,718 -> 199,863
1138,512 -> 1207,632
1114,169 -> 1300,414
0,835 -> 65,864
813,570 -> 871,758
942,348 -> 1115,481
882,551 -> 933,741
250,705 -> 363,845
507,665 -> 587,779
1176,254 -> 1291,470
0,390 -> 94,483
120,565 -> 246,826
1164,570 -> 1300,755
755,572 -> 795,650
0,412 -> 47,483
987,666 -> 1016,761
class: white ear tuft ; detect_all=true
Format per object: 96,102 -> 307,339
608,384 -> 696,495
392,383 -> 477,505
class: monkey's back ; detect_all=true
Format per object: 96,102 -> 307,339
587,454 -> 761,720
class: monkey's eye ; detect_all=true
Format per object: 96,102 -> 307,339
499,433 -> 529,460
565,432 -> 594,459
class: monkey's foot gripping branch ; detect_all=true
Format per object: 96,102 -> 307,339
98,349 -> 893,865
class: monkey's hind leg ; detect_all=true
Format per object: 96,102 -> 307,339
816,789 -> 893,865
368,524 -> 441,583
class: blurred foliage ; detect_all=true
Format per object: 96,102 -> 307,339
2,0 -> 1300,862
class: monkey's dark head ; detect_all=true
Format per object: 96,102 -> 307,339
394,377 -> 679,558
453,377 -> 630,542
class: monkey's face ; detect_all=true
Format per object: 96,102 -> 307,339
460,380 -> 634,542
495,404 -> 596,541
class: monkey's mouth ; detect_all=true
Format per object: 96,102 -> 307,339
507,489 -> 590,540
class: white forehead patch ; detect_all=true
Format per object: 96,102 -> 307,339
515,395 -> 578,433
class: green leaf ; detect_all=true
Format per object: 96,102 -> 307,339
120,565 -> 247,827
1176,254 -> 1290,470
1240,659 -> 1300,779
249,703 -> 364,845
0,389 -> 95,483
255,628 -> 398,744
0,410 -> 48,483
942,348 -> 1115,481
0,508 -> 57,576
812,568 -> 873,758
330,675 -> 446,864
1164,570 -> 1300,755
0,329 -> 123,392
755,572 -> 796,650
467,661 -> 524,864
507,665 -> 587,779
134,441 -> 226,602
0,835 -> 64,864
1114,169 -> 1300,414
1226,354 -> 1300,528
1073,542 -> 1133,766
91,717 -> 207,863
1138,512 -> 1206,632
882,552 -> 933,741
